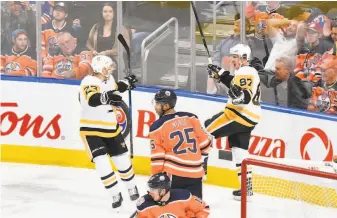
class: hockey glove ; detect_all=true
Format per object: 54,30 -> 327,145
207,64 -> 230,80
117,75 -> 138,92
228,84 -> 245,105
124,75 -> 138,90
101,90 -> 122,106
202,156 -> 209,176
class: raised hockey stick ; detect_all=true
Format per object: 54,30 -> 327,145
118,34 -> 134,159
191,1 -> 212,64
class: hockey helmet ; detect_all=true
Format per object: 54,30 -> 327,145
154,89 -> 177,109
229,44 -> 252,62
148,172 -> 171,192
91,55 -> 116,78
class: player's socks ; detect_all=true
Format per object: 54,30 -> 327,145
232,147 -> 253,201
93,155 -> 123,208
112,153 -> 139,201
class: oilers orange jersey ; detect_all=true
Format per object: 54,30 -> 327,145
295,53 -> 323,83
42,21 -> 75,58
246,2 -> 284,25
1,47 -> 37,76
149,112 -> 212,179
42,49 -> 93,80
135,189 -> 210,218
308,87 -> 337,114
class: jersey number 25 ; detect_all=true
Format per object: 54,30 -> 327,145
170,128 -> 197,155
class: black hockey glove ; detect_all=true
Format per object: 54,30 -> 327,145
207,64 -> 230,80
228,84 -> 245,105
101,90 -> 122,106
202,156 -> 209,176
117,75 -> 138,92
124,75 -> 138,90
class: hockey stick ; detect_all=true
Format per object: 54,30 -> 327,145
129,211 -> 137,218
117,34 -> 134,159
191,1 -> 212,64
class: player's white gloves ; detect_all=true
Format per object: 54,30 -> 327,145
207,64 -> 230,80
101,90 -> 122,106
228,84 -> 245,105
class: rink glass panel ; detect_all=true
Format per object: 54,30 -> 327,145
1,1 -> 337,114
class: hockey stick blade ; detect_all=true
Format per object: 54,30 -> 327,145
117,34 -> 131,73
191,1 -> 212,64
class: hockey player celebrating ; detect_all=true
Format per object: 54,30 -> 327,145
78,55 -> 139,208
149,89 -> 212,199
132,172 -> 210,218
205,44 -> 261,201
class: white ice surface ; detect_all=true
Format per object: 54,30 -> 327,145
1,163 -> 336,218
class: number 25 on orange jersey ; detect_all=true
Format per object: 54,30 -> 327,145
170,128 -> 197,155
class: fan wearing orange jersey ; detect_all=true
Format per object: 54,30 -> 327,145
246,1 -> 285,25
307,55 -> 337,114
149,89 -> 212,199
132,173 -> 210,218
1,29 -> 36,76
41,2 -> 75,58
42,32 -> 92,80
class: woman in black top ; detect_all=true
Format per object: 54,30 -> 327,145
86,3 -> 130,59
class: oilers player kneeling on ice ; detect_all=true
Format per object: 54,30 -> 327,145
132,172 -> 210,218
205,44 -> 262,201
78,55 -> 139,208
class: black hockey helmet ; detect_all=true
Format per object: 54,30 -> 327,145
147,172 -> 171,192
154,89 -> 177,109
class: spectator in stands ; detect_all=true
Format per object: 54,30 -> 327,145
1,29 -> 36,76
212,14 -> 251,69
42,32 -> 92,80
1,1 -> 36,53
247,18 -> 273,66
86,2 -> 130,59
264,18 -> 299,70
258,56 -> 292,106
290,6 -> 328,36
256,56 -> 312,108
320,58 -> 337,91
42,1 -> 76,58
41,1 -> 54,25
72,18 -> 81,31
329,22 -> 337,44
323,9 -> 337,44
308,58 -> 337,114
207,13 -> 251,94
295,22 -> 333,83
297,22 -> 333,55
246,1 -> 288,26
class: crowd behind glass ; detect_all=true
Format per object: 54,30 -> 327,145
1,1 -> 337,115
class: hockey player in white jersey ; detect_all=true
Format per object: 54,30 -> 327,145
79,55 -> 139,208
205,44 -> 261,201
